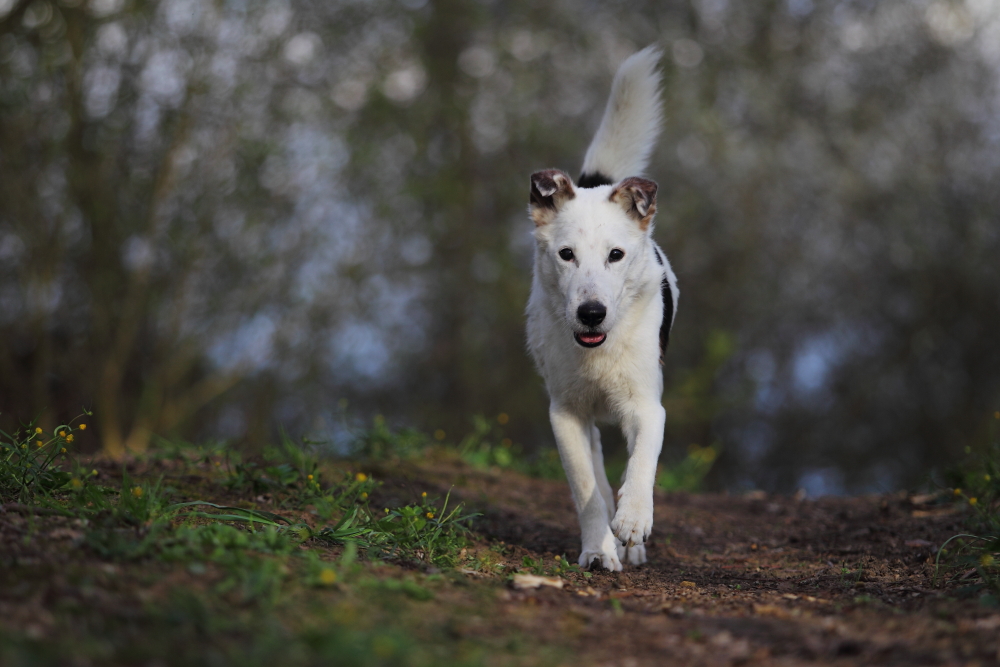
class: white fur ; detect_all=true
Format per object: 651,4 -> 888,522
580,46 -> 664,181
526,48 -> 676,571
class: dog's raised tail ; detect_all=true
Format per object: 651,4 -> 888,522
578,46 -> 663,187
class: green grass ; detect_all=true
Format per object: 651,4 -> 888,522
0,419 -> 527,666
938,413 -> 1000,604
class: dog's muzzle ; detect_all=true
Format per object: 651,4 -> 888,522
575,301 -> 607,347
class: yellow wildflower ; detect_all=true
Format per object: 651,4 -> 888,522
954,488 -> 962,496
981,554 -> 995,568
554,555 -> 561,561
70,478 -> 83,490
307,474 -> 314,480
361,492 -> 368,499
35,427 -> 43,434
319,568 -> 337,585
60,448 -> 66,454
355,472 -> 367,483
969,497 -> 978,506
426,512 -> 435,519
66,434 -> 74,443
36,440 -> 43,448
132,486 -> 143,498
58,430 -> 66,437
421,492 -> 427,498
79,423 -> 87,430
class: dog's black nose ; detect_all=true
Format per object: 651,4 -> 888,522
577,301 -> 606,327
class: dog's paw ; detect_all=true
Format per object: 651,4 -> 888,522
578,531 -> 623,572
624,543 -> 647,565
611,489 -> 653,547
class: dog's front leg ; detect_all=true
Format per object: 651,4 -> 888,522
549,404 -> 623,571
611,401 -> 666,564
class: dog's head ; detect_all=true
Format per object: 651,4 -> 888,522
529,169 -> 658,349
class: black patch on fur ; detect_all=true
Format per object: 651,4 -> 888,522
659,278 -> 674,361
577,171 -> 614,188
653,248 -> 663,265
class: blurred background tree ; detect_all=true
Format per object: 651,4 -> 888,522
1,0 -> 998,493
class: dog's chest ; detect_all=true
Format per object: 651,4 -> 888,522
541,343 -> 637,409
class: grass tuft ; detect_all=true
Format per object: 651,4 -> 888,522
939,415 -> 1000,602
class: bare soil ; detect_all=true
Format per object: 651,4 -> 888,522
374,457 -> 1000,666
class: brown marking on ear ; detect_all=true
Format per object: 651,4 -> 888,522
609,177 -> 658,230
529,169 -> 575,226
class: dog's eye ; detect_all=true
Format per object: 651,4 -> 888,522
608,248 -> 625,262
558,248 -> 575,261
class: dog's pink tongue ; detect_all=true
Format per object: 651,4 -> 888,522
579,333 -> 605,344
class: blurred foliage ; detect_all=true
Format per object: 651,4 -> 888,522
2,0 -> 999,491
657,444 -> 718,493
352,414 -> 431,461
457,413 -> 564,479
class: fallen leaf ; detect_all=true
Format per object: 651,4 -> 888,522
511,574 -> 564,590
904,539 -> 933,548
753,604 -> 794,619
911,507 -> 960,518
48,528 -> 83,540
909,492 -> 944,505
974,616 -> 1000,631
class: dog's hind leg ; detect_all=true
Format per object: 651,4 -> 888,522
550,404 -> 623,572
588,424 -> 616,522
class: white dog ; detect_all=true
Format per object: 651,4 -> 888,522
525,47 -> 678,571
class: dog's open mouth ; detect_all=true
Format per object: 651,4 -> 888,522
574,332 -> 607,348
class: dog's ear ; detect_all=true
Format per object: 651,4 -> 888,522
529,169 -> 575,226
609,177 -> 657,231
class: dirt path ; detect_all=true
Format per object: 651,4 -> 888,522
375,458 -> 1000,666
2,454 -> 998,667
